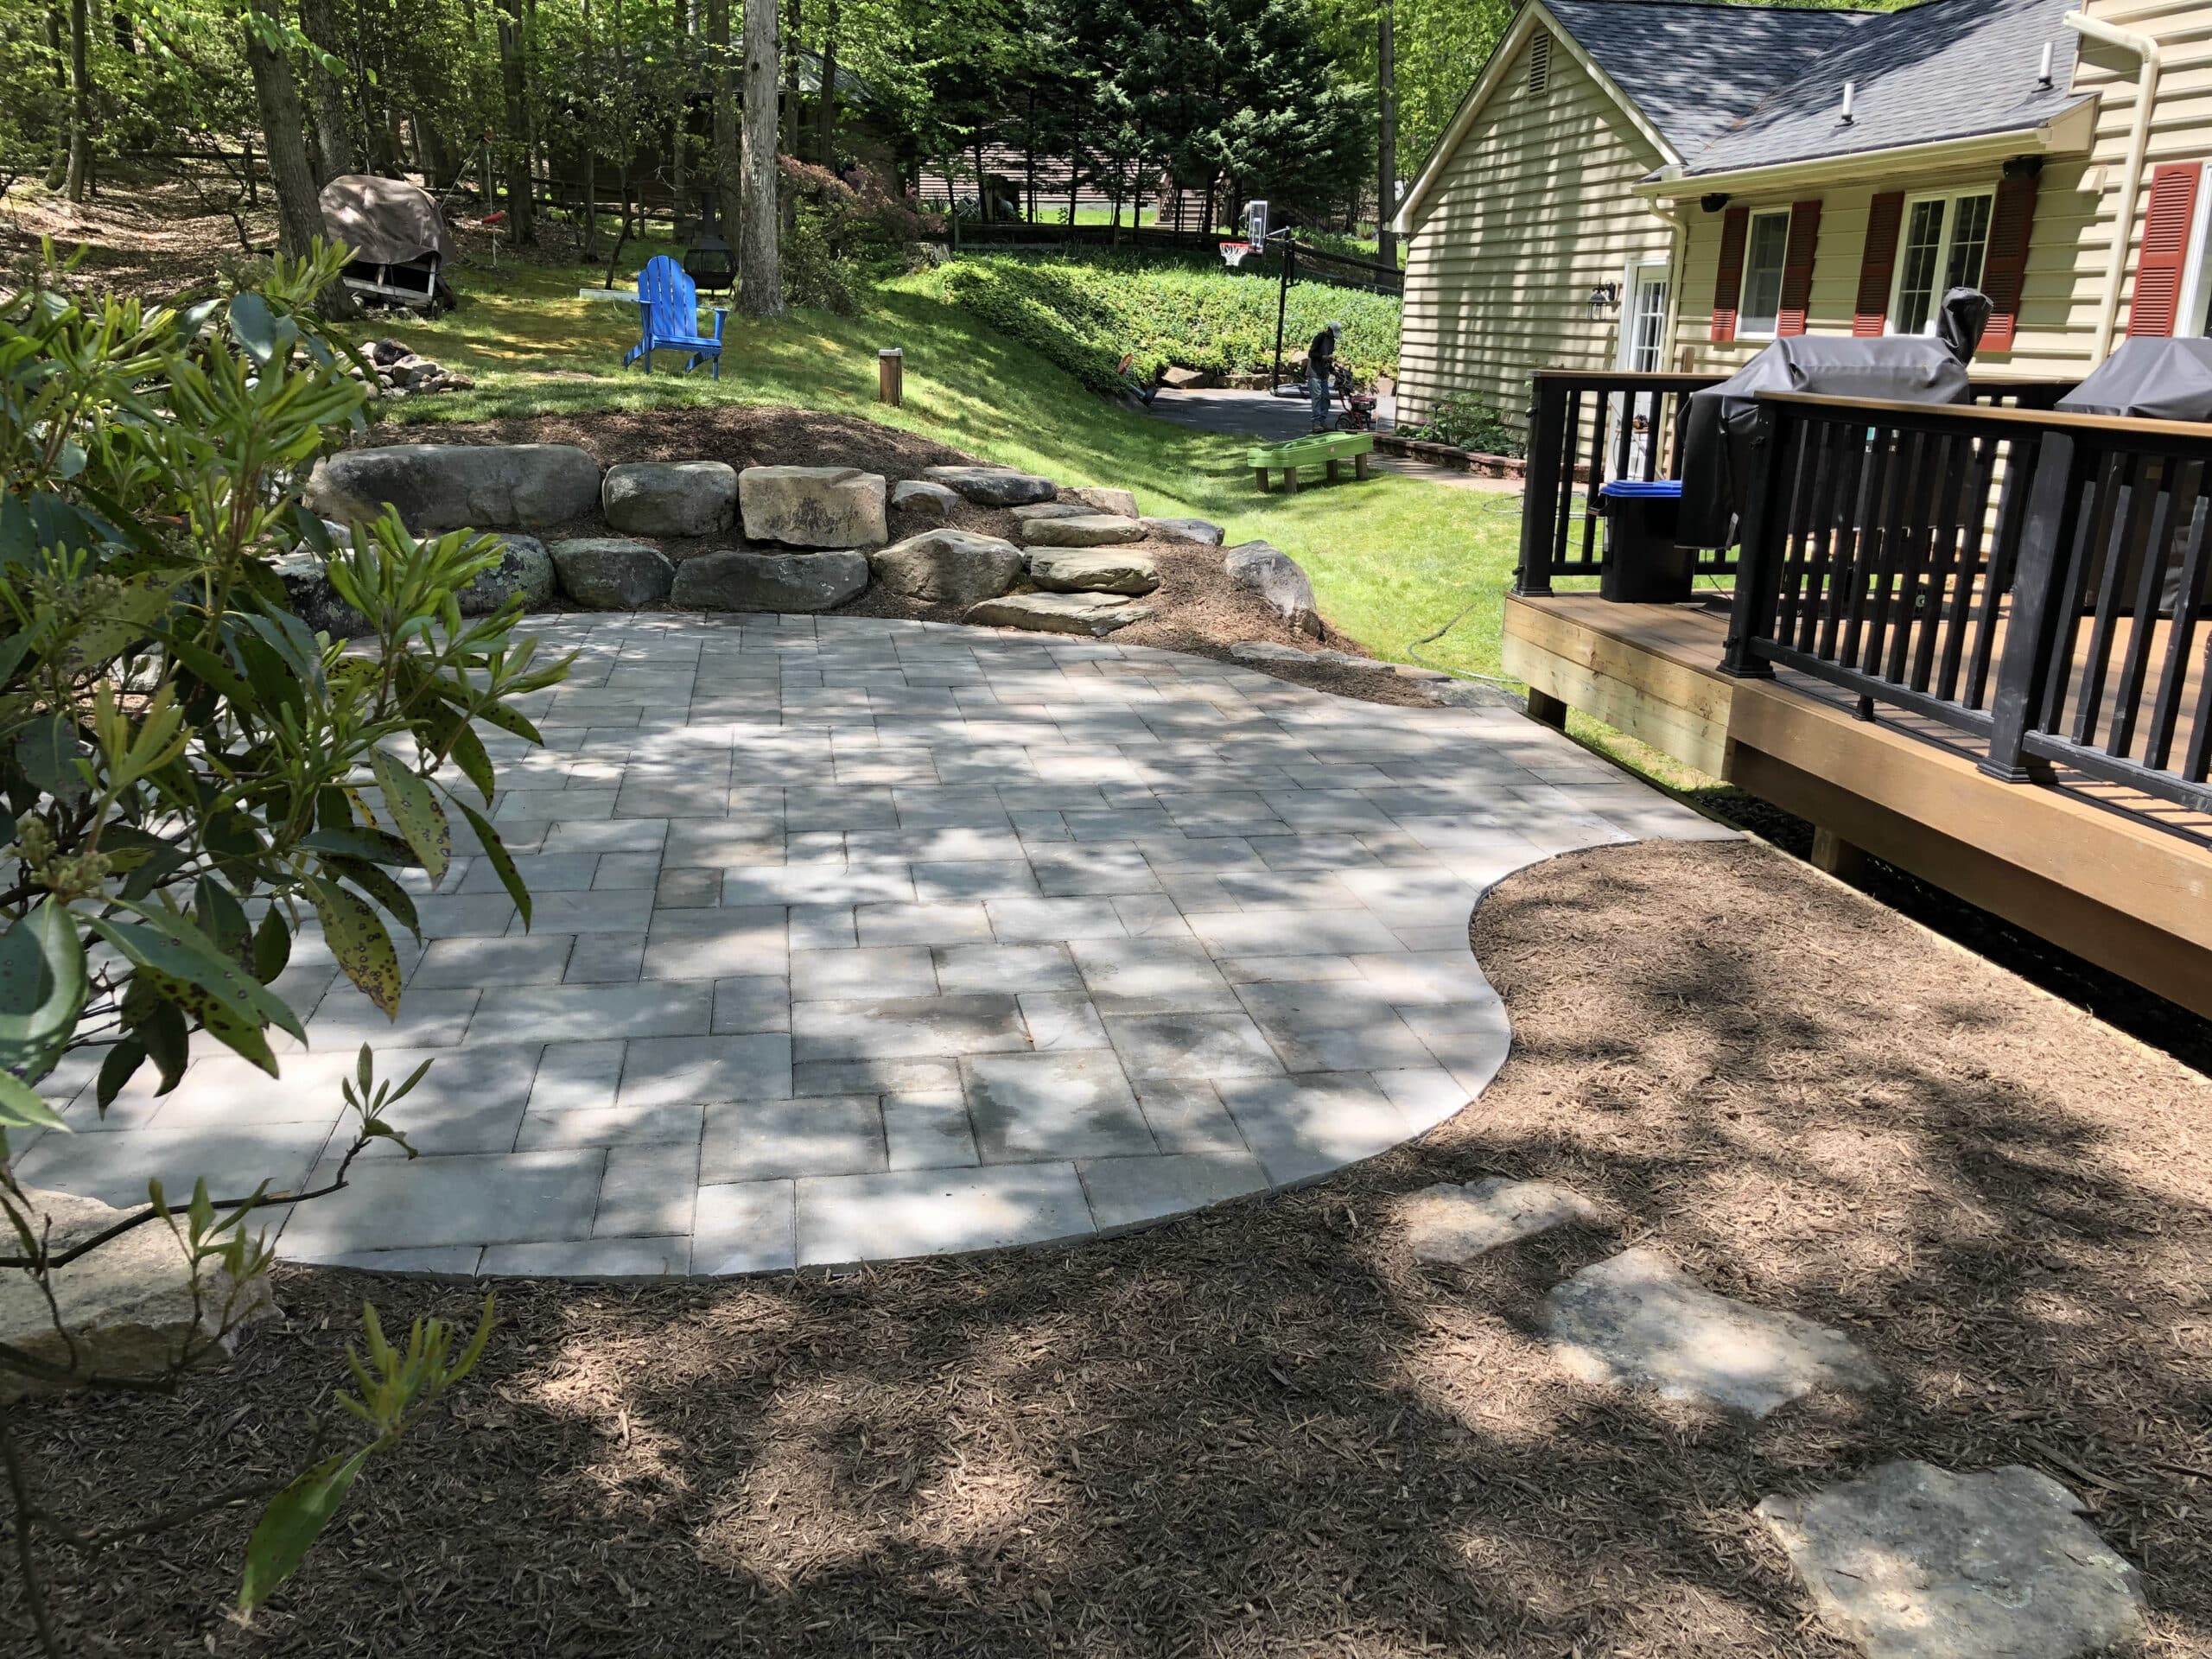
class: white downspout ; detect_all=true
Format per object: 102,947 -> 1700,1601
1649,199 -> 1692,370
2068,10 -> 2161,360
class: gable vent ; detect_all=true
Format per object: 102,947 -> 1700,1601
1528,29 -> 1552,97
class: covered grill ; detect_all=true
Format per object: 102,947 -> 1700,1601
2056,337 -> 2212,614
319,174 -> 457,315
682,194 -> 735,295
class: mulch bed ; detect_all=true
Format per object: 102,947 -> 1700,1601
383,407 -> 1447,708
12,839 -> 2210,1657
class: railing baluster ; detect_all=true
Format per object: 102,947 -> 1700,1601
1579,390 -> 1608,569
2044,451 -> 2127,740
1883,429 -> 1948,685
1840,426 -> 1900,671
1936,433 -> 1999,704
2146,465 -> 2211,771
1773,413 -> 1821,646
2107,460 -> 2184,759
1984,432 -> 2083,783
1965,433 -> 2035,709
1720,404 -> 1795,679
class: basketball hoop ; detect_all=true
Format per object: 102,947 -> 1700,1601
1218,240 -> 1253,269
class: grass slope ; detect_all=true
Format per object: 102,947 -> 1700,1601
359,255 -> 1520,676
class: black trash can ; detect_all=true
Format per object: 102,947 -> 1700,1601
1597,480 -> 1692,603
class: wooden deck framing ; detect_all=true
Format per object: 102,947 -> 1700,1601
1504,592 -> 2212,1017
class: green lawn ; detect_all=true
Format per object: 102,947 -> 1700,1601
359,255 -> 1522,677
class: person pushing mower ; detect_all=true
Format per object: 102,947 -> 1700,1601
1306,320 -> 1344,432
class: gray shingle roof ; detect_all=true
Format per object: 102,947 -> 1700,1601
1546,0 -> 2094,179
1545,0 -> 1881,161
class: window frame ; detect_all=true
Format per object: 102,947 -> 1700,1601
1886,187 -> 1997,338
2174,161 -> 2212,338
1737,208 -> 1793,340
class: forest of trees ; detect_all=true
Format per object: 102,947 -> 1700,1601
0,0 -> 1521,257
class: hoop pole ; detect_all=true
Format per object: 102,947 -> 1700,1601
1272,237 -> 1294,394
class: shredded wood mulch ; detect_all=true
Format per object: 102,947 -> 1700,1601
10,839 -> 2211,1657
385,407 -> 1446,707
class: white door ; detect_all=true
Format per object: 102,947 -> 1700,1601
1616,261 -> 1671,474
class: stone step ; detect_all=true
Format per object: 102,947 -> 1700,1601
1029,549 -> 1159,596
963,591 -> 1153,636
1021,513 -> 1147,549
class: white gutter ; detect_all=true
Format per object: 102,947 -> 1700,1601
2068,10 -> 2161,360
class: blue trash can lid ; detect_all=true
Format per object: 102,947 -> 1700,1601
1598,480 -> 1684,499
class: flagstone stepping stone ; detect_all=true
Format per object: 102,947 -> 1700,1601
1065,486 -> 1139,517
1143,516 -> 1225,546
670,549 -> 869,612
601,461 -> 737,537
1011,501 -> 1096,523
964,591 -> 1152,636
922,464 -> 1058,507
1231,640 -> 1390,672
550,537 -> 675,610
1021,513 -> 1147,549
457,534 -> 555,615
1544,1247 -> 1885,1417
1400,1178 -> 1600,1264
1028,548 -> 1160,596
1756,1460 -> 2145,1659
891,479 -> 962,521
738,465 -> 888,548
1224,541 -> 1321,637
869,529 -> 1025,606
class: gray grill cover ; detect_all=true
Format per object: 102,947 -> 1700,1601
2055,337 -> 2212,420
319,175 -> 454,267
1675,289 -> 1986,548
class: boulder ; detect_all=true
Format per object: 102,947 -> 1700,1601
1224,541 -> 1321,638
869,530 -> 1026,607
274,552 -> 372,639
1160,366 -> 1219,391
457,534 -> 556,615
671,549 -> 869,613
1142,516 -> 1225,547
964,592 -> 1150,636
1028,548 -> 1160,596
1065,486 -> 1139,518
739,465 -> 888,549
0,1186 -> 276,1403
304,442 -> 601,531
601,461 -> 738,537
922,464 -> 1058,508
550,537 -> 676,610
891,480 -> 962,522
1010,501 -> 1096,524
1229,640 -> 1387,671
1021,513 -> 1147,549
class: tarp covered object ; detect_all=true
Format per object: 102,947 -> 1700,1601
1675,289 -> 1989,549
2056,337 -> 2212,420
319,175 -> 454,268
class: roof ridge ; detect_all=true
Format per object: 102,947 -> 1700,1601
1546,0 -> 1882,14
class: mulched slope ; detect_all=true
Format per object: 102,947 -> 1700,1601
13,840 -> 2211,1658
385,407 -> 1443,707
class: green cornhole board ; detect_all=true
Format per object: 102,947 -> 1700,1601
1248,431 -> 1374,493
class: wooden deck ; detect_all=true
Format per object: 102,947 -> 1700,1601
1504,591 -> 2212,1017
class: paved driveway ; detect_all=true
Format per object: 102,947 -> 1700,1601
16,615 -> 1731,1277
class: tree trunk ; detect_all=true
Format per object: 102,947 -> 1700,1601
1023,90 -> 1034,221
242,0 -> 328,260
779,0 -> 798,159
298,0 -> 354,181
814,0 -> 837,168
709,0 -> 740,266
495,0 -> 533,242
1376,0 -> 1396,269
62,0 -> 91,201
43,7 -> 68,189
737,0 -> 782,315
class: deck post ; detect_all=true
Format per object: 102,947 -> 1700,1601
1980,432 -> 2079,783
1719,404 -> 1789,679
1809,826 -> 1870,882
1525,687 -> 1568,730
1514,378 -> 1565,595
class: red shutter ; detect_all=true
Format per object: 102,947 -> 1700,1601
1777,199 -> 1821,335
2126,162 -> 2201,338
1711,206 -> 1750,341
1854,191 -> 1905,336
1978,174 -> 2040,353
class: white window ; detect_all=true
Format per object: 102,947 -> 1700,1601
2176,161 -> 2212,337
1890,189 -> 1994,336
1739,209 -> 1792,338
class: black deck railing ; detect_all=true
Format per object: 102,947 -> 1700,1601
1720,391 -> 2212,820
1513,370 -> 2079,598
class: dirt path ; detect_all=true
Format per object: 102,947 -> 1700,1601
11,838 -> 2209,1656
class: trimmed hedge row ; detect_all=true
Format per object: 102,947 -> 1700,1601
934,253 -> 1401,394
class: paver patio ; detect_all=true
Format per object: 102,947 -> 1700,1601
13,614 -> 1732,1275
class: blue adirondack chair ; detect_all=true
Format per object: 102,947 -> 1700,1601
624,256 -> 727,378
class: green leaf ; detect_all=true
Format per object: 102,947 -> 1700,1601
194,876 -> 252,965
228,292 -> 279,366
238,1446 -> 372,1615
0,901 -> 88,1084
143,967 -> 276,1075
301,826 -> 418,866
453,799 -> 530,930
56,575 -> 175,678
327,857 -> 419,941
304,877 -> 401,1018
0,1069 -> 66,1132
444,723 -> 496,806
86,912 -> 307,1045
95,1039 -> 146,1113
368,750 -> 449,885
0,493 -> 30,569
16,715 -> 87,804
134,996 -> 190,1092
252,906 -> 291,984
